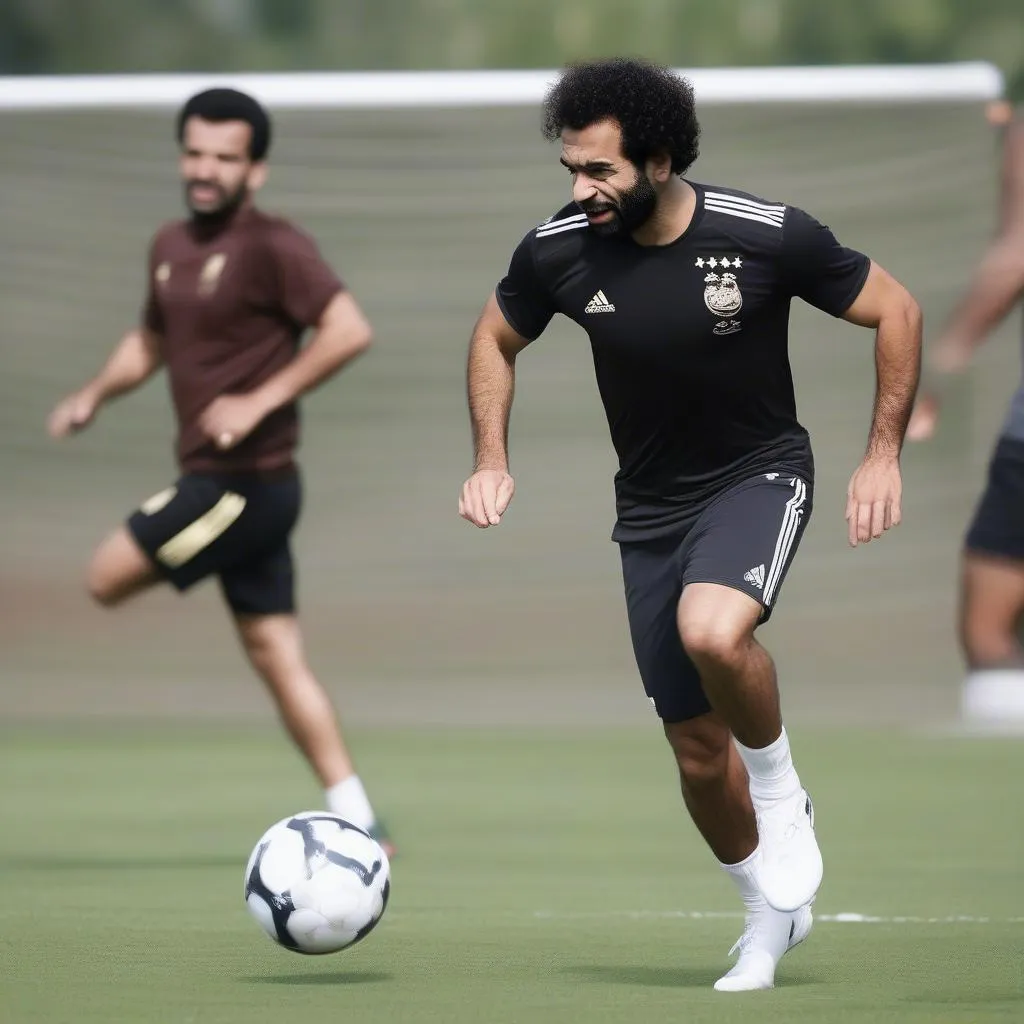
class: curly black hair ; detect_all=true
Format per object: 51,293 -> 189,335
176,87 -> 272,162
542,58 -> 700,175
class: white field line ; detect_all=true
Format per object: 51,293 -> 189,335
532,910 -> 1024,924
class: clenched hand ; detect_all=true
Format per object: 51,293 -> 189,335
198,394 -> 269,450
459,469 -> 515,527
47,389 -> 100,438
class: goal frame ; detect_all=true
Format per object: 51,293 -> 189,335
0,62 -> 1004,112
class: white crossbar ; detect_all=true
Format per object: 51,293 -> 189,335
0,62 -> 1004,111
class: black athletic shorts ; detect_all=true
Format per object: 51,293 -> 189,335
127,469 -> 301,615
965,436 -> 1024,562
619,472 -> 812,724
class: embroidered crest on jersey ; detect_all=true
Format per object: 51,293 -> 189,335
704,272 -> 742,317
198,253 -> 228,296
697,256 -> 744,334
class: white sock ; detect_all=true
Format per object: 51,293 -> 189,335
325,775 -> 376,832
735,727 -> 802,807
963,670 -> 1024,722
721,845 -> 764,912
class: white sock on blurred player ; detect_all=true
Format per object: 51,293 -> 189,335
325,775 -> 376,832
715,845 -> 811,992
962,669 -> 1024,727
736,728 -> 823,913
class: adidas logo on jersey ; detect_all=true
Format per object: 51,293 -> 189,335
585,290 -> 616,314
744,564 -> 765,589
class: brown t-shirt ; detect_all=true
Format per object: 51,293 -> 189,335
143,205 -> 344,474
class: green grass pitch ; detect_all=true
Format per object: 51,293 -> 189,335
1,725 -> 1021,1023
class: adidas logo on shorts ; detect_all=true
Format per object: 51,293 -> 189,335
744,564 -> 765,589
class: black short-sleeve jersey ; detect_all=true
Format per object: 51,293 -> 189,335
495,182 -> 871,541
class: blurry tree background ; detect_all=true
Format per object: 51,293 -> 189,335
1,0 -> 1021,97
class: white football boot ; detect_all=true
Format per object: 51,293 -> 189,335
714,902 -> 813,992
757,789 -> 823,913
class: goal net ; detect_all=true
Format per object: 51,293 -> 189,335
0,64 -> 1010,725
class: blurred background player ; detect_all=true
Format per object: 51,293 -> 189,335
46,87 -> 394,854
459,58 -> 921,991
908,104 -> 1024,730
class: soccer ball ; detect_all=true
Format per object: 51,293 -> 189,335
244,811 -> 391,954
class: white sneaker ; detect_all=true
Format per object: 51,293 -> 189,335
714,903 -> 813,992
757,789 -> 823,913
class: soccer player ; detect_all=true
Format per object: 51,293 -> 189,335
458,59 -> 921,990
907,106 -> 1024,727
47,88 -> 393,854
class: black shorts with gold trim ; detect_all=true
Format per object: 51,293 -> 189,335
127,469 -> 301,615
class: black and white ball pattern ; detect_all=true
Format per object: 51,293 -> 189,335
244,812 -> 390,954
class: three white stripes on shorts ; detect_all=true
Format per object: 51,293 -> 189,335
764,478 -> 807,606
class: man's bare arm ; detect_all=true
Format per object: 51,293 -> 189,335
935,117 -> 1024,361
842,261 -> 924,461
85,328 -> 164,403
48,327 -> 163,437
468,293 -> 531,473
906,116 -> 1024,442
840,261 -> 923,546
460,293 -> 532,527
197,290 -> 372,450
252,291 -> 372,415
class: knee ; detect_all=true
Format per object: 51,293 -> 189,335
85,561 -> 122,608
676,584 -> 761,671
665,718 -> 732,789
678,613 -> 748,672
238,616 -> 302,679
85,529 -> 154,608
241,630 -> 276,675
